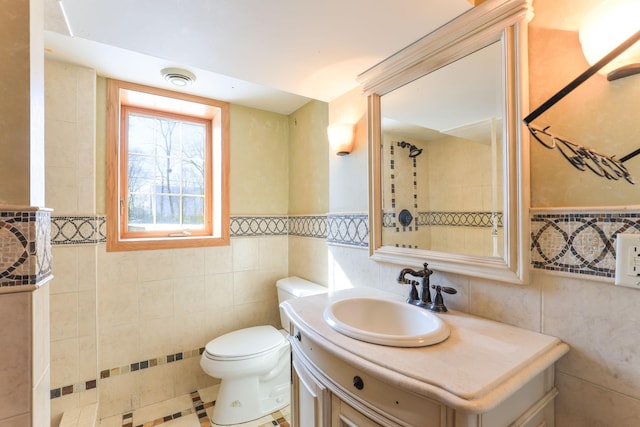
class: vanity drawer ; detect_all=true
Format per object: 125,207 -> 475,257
292,328 -> 445,427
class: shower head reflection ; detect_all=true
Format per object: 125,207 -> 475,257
398,141 -> 423,158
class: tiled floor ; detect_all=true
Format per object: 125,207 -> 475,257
98,385 -> 290,427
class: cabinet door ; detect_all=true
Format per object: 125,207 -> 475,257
331,394 -> 387,427
292,355 -> 330,427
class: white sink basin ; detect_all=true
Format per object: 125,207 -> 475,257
323,297 -> 450,347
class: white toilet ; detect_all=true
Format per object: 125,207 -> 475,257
200,276 -> 327,425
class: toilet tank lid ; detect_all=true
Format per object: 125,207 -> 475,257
276,276 -> 327,297
205,325 -> 285,358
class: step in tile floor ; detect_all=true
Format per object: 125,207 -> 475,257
99,385 -> 290,427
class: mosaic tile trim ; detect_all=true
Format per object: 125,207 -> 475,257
51,215 -> 105,245
230,216 -> 289,237
50,379 -> 97,399
121,390 -> 214,427
288,215 -> 327,238
36,210 -> 53,282
51,348 -> 203,400
327,214 -> 369,247
0,210 -> 52,287
99,348 -> 203,381
121,390 -> 289,427
531,212 -> 640,278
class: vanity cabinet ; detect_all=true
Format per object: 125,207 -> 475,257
283,289 -> 569,427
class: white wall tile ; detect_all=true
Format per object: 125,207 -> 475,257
542,274 -> 640,400
50,292 -> 78,341
232,237 -> 260,272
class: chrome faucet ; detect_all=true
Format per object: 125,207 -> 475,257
397,263 -> 433,308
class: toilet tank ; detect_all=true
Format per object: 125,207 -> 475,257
276,276 -> 327,330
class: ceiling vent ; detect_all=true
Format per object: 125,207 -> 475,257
161,67 -> 196,87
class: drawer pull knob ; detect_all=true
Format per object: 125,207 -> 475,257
353,376 -> 364,390
295,332 -> 301,341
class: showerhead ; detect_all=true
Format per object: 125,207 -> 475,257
408,146 -> 423,157
397,141 -> 423,158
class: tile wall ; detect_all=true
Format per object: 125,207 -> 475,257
43,59 -> 338,424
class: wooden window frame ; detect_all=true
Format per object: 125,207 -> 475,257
106,79 -> 230,251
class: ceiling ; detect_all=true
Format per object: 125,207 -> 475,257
44,0 -> 475,115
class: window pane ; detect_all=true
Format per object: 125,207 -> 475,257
127,115 -> 156,155
125,109 -> 208,232
128,193 -> 153,230
155,195 -> 181,225
154,156 -> 182,193
182,160 -> 205,195
183,196 -> 205,227
128,154 -> 155,194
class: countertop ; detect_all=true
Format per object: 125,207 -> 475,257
281,287 -> 569,413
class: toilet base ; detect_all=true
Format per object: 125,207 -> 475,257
211,351 -> 290,425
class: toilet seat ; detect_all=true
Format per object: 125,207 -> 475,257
204,325 -> 286,361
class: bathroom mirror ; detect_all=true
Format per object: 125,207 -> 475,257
359,0 -> 533,284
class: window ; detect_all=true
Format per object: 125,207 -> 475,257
106,79 -> 229,251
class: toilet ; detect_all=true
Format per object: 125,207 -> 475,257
200,276 -> 327,425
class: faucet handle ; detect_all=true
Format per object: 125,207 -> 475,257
405,280 -> 419,303
429,285 -> 457,312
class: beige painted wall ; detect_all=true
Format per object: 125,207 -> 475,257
529,6 -> 640,207
230,105 -> 290,215
329,87 -> 369,213
288,100 -> 329,215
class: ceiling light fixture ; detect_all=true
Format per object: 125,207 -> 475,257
161,67 -> 196,87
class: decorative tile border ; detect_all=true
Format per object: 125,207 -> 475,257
49,210 -> 640,279
531,211 -> 640,277
51,215 -> 311,245
327,213 -> 369,247
99,348 -> 203,381
51,348 -> 203,400
121,390 -> 214,427
0,209 -> 52,287
416,211 -> 503,228
51,215 -> 105,245
120,390 -> 289,427
230,216 -> 288,237
382,211 -> 504,229
50,379 -> 97,399
289,215 -> 327,238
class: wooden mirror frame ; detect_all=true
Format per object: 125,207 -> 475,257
359,0 -> 533,284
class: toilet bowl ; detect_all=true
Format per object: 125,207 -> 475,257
200,276 -> 326,425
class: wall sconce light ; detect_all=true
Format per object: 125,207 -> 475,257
328,123 -> 355,156
579,0 -> 640,81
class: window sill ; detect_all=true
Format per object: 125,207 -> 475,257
106,234 -> 230,252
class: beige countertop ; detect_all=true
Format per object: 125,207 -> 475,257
281,287 -> 570,413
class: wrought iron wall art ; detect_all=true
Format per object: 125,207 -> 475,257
523,30 -> 640,184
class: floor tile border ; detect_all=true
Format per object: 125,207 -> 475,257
51,348 -> 203,400
99,348 -> 203,380
122,390 -> 214,427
